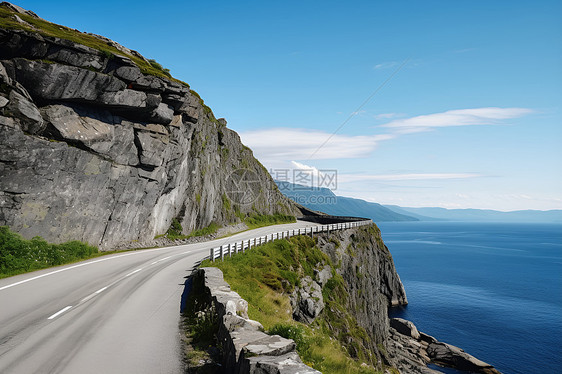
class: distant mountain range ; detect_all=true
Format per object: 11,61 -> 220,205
277,181 -> 562,223
384,205 -> 562,223
276,182 -> 417,222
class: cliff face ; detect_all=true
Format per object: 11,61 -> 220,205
0,6 -> 299,249
315,225 -> 408,364
316,227 -> 500,374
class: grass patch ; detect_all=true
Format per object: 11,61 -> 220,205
0,226 -> 99,278
163,219 -> 220,241
244,213 -> 296,230
0,4 -> 186,84
201,236 -> 383,373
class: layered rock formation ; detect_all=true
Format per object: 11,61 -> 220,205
0,4 -> 300,249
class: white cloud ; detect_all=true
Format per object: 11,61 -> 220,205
239,128 -> 378,161
340,173 -> 483,182
374,112 -> 402,119
381,107 -> 533,133
240,107 -> 532,165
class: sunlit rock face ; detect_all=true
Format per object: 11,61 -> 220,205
0,24 -> 299,249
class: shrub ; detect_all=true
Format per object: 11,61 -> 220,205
269,323 -> 310,353
0,226 -> 98,278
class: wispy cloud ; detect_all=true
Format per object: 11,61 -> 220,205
374,112 -> 403,119
340,173 -> 483,182
373,61 -> 399,70
240,128 -> 378,161
381,107 -> 533,133
240,107 -> 532,163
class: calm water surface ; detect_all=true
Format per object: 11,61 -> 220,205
377,222 -> 562,374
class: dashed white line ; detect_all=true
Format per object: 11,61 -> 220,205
151,256 -> 172,265
125,268 -> 143,277
48,306 -> 73,320
95,286 -> 108,294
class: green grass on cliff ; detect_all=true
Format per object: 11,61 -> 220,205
0,226 -> 99,278
244,213 -> 296,229
200,236 -> 383,373
0,4 -> 183,83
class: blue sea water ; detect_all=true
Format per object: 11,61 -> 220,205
377,222 -> 562,374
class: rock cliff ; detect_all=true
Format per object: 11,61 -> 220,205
309,226 -> 499,373
0,3 -> 300,249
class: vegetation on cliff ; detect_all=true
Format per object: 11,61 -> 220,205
0,226 -> 98,278
0,4 -> 175,81
200,234 -> 389,373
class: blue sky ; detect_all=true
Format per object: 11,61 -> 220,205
17,0 -> 562,210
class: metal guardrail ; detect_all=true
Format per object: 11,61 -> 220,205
209,219 -> 372,262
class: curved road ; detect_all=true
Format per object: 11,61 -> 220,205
0,220 -> 322,374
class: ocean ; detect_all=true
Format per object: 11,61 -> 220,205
377,222 -> 562,374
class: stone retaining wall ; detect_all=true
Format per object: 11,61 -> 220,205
187,267 -> 320,374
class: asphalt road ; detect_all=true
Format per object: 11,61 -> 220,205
0,220 -> 321,374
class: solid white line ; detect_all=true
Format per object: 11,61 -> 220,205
0,252 -> 139,292
0,221 -> 320,292
48,306 -> 73,320
125,268 -> 143,277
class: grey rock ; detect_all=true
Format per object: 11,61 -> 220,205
427,342 -> 501,374
41,104 -> 113,147
242,335 -> 296,357
391,318 -> 420,340
133,74 -> 166,92
113,66 -> 143,82
5,90 -> 44,134
188,268 -> 319,374
134,130 -> 169,168
0,26 -> 301,249
99,89 -> 147,108
314,265 -> 332,286
1,2 -> 40,18
149,103 -> 174,124
12,58 -> 125,102
45,48 -> 104,70
290,276 -> 324,323
242,352 -> 321,374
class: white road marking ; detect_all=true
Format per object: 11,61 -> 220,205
125,268 -> 143,277
0,245 -> 206,292
48,306 -> 73,320
151,256 -> 172,265
0,221 -> 321,292
95,286 -> 108,294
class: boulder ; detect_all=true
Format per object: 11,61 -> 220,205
290,276 -> 324,323
5,90 -> 44,134
391,318 -> 421,340
149,103 -> 174,124
427,342 -> 501,374
113,66 -> 143,82
241,352 -> 320,374
314,265 -> 332,286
